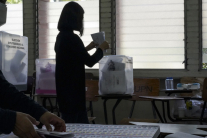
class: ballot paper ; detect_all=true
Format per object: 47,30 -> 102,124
100,71 -> 126,94
91,31 -> 105,46
101,57 -> 125,72
91,31 -> 108,53
165,132 -> 203,138
36,129 -> 74,138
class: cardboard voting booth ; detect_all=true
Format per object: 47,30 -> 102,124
35,59 -> 56,94
0,31 -> 28,85
99,55 -> 134,95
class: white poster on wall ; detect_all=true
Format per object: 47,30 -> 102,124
0,31 -> 28,85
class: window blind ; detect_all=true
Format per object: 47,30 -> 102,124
0,3 -> 23,36
38,0 -> 99,64
203,0 -> 207,68
116,0 -> 185,69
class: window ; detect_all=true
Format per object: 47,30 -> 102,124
203,0 -> 207,69
0,0 -> 23,36
38,0 -> 99,60
116,0 -> 185,69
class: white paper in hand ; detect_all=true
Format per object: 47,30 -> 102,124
36,129 -> 73,138
91,31 -> 105,46
91,32 -> 107,53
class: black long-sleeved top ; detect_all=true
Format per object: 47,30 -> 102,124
0,70 -> 47,134
55,30 -> 103,114
55,2 -> 103,114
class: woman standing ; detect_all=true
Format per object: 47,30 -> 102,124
55,1 -> 109,123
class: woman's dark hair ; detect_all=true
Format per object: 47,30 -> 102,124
58,1 -> 84,36
0,0 -> 6,4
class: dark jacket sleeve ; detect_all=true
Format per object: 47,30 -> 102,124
0,70 -> 47,133
0,108 -> 16,134
75,35 -> 104,67
84,48 -> 103,67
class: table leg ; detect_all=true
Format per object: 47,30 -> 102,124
90,101 -> 95,124
151,100 -> 164,123
90,101 -> 93,117
42,97 -> 47,108
200,101 -> 206,124
103,99 -> 108,124
151,103 -> 157,119
48,98 -> 53,113
128,101 -> 136,118
166,101 -> 176,122
55,99 -> 60,117
162,101 -> 167,123
112,99 -> 122,124
42,97 -> 54,113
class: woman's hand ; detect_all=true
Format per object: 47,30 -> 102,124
13,112 -> 41,138
40,112 -> 66,132
85,42 -> 99,51
98,41 -> 109,51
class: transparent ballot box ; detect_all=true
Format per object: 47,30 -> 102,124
99,55 -> 134,95
35,59 -> 56,95
0,31 -> 28,85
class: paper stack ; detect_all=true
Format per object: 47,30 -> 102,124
36,129 -> 73,138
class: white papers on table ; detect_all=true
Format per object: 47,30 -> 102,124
36,129 -> 73,138
165,132 -> 203,138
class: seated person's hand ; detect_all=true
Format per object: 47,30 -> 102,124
40,112 -> 66,132
99,41 -> 109,51
13,112 -> 41,138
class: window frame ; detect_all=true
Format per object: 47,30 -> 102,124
113,0 -> 188,71
35,0 -> 206,78
200,0 -> 207,70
